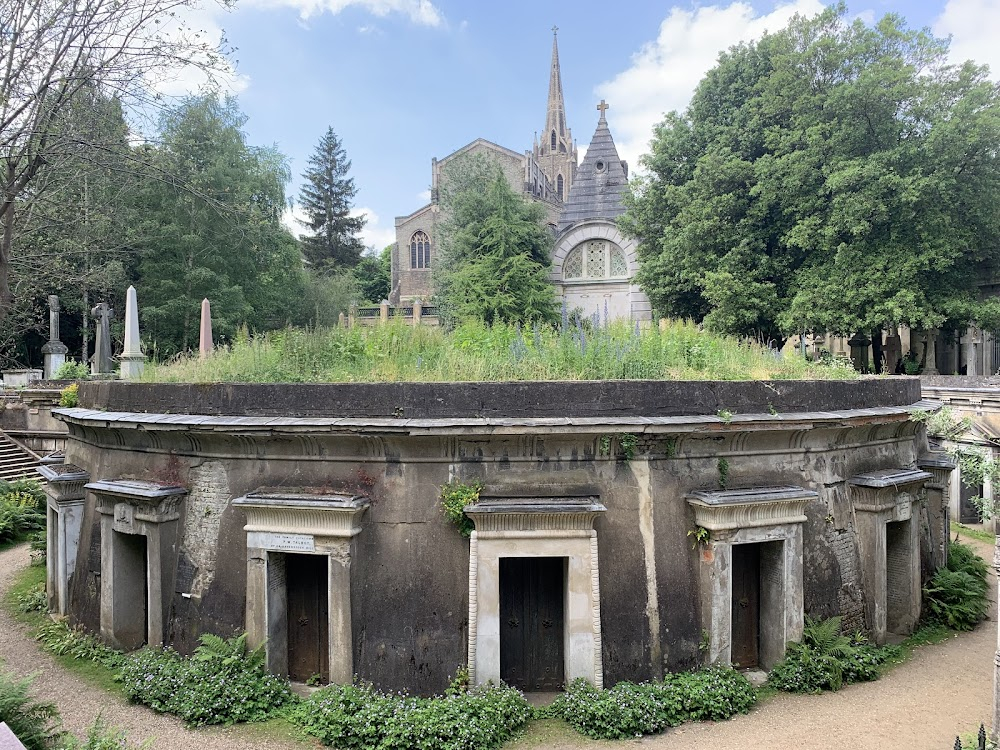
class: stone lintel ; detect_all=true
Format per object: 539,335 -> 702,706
848,468 -> 930,514
86,479 -> 187,501
88,479 -> 187,524
235,490 -> 370,538
686,486 -> 815,532
848,468 -> 932,489
917,453 -> 958,471
466,496 -> 605,534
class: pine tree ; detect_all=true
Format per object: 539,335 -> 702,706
297,127 -> 366,272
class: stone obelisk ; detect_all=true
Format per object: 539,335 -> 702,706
199,299 -> 213,359
41,295 -> 68,379
119,286 -> 145,379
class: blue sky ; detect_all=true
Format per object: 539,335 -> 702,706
176,0 -> 996,249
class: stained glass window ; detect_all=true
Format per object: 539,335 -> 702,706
410,231 -> 430,269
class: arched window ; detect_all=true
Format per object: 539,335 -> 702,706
551,130 -> 557,150
556,174 -> 564,200
562,240 -> 629,280
410,231 -> 431,269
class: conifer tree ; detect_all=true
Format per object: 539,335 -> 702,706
297,127 -> 366,271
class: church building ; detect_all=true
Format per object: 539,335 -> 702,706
391,30 -> 652,322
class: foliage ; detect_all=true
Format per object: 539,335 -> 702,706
768,617 -> 900,693
298,126 -> 366,272
618,433 -> 639,460
0,479 -> 46,543
0,670 -> 63,750
354,245 -> 392,304
547,668 -> 756,740
923,541 -> 990,631
717,457 -> 730,489
623,6 -> 1000,342
62,718 -> 149,750
59,384 -> 80,408
434,155 -> 556,326
290,679 -> 531,750
119,633 -> 293,726
136,94 -> 305,357
440,481 -> 483,537
35,621 -> 125,671
55,362 -> 91,380
15,582 -> 47,613
142,318 -> 858,384
687,526 -> 710,548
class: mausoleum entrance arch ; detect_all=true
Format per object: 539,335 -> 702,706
687,487 -> 814,670
465,487 -> 606,690
234,490 -> 369,684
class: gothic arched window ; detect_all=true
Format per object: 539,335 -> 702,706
557,174 -> 564,200
562,240 -> 629,280
410,231 -> 431,269
551,130 -> 557,150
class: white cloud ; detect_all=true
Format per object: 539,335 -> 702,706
283,204 -> 395,250
596,0 -> 824,174
417,189 -> 431,202
243,0 -> 443,25
934,0 -> 1000,77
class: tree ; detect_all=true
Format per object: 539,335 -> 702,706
435,165 -> 556,325
297,127 -> 365,272
136,95 -> 304,355
622,6 -> 1000,344
0,0 -> 232,326
354,245 -> 391,304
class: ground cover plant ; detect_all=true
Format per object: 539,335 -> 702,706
767,616 -> 901,694
923,541 -> 990,631
544,667 -> 756,740
140,318 -> 856,383
119,633 -> 293,726
290,679 -> 532,750
0,670 -> 62,750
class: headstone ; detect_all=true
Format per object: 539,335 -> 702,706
119,286 -> 145,379
41,295 -> 68,379
922,329 -> 940,375
848,332 -> 871,373
883,327 -> 903,375
0,722 -> 28,750
199,298 -> 213,359
90,302 -> 114,375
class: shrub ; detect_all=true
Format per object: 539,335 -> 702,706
440,481 -> 482,537
768,617 -> 899,694
0,670 -> 62,750
54,361 -> 90,380
291,680 -> 531,750
0,480 -> 45,544
119,633 -> 293,726
35,621 -> 124,670
923,541 -> 990,631
547,668 -> 756,740
58,383 -> 79,407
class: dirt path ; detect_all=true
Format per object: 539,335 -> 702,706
1,536 -> 995,750
0,544 -> 306,749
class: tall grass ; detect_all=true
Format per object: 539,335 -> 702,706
141,318 -> 857,383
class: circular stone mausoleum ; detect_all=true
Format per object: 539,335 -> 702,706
47,378 -> 952,694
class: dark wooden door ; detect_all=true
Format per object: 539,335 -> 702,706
731,543 -> 760,668
286,553 -> 329,683
960,481 -> 984,524
500,557 -> 564,691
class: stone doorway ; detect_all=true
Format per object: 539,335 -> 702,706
112,531 -> 148,650
499,556 -> 565,691
960,481 -> 984,524
886,520 -> 916,635
286,553 -> 330,683
731,543 -> 760,668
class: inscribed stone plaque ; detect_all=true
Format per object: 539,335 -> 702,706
248,531 -> 315,552
112,503 -> 135,534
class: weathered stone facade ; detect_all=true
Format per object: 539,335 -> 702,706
52,378 -> 946,694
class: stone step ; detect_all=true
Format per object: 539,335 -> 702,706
0,432 -> 40,486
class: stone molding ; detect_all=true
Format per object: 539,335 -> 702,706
87,480 -> 187,524
465,497 -> 605,534
848,468 -> 931,513
918,453 -> 957,492
37,463 -> 89,503
686,486 -> 815,531
234,491 -> 370,538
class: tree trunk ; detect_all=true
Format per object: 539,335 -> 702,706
871,327 -> 884,374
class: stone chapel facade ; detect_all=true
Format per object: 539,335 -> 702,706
391,30 -> 651,322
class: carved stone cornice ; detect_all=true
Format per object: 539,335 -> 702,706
848,468 -> 931,513
685,486 -> 815,531
234,490 -> 370,538
87,479 -> 187,523
917,453 -> 957,489
466,495 -> 605,534
37,463 -> 89,503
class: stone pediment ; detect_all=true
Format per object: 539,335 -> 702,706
234,489 -> 370,538
685,486 -> 816,531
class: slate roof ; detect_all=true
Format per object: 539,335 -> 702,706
558,108 -> 628,232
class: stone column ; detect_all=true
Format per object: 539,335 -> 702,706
37,463 -> 89,615
883,326 -> 903,374
379,300 -> 390,324
199,299 -> 213,359
41,295 -> 68,379
119,286 -> 146,379
967,327 -> 979,376
413,299 -> 422,326
923,329 -> 940,375
348,303 -> 357,328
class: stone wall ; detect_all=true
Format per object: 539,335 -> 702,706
57,378 -> 937,694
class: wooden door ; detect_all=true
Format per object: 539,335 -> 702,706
731,543 -> 760,668
500,557 -> 564,691
286,553 -> 329,683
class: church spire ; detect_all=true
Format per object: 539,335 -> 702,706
537,26 -> 577,201
545,26 -> 567,147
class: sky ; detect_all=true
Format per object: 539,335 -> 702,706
167,0 -> 1000,251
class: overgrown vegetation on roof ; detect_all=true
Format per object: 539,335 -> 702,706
141,318 -> 857,383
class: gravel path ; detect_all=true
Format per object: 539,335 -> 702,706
2,537 -> 995,750
0,544 -> 307,749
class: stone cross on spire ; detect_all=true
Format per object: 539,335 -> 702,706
597,100 -> 609,120
552,25 -> 558,35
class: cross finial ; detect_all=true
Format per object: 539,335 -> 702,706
552,25 -> 558,35
597,99 -> 609,118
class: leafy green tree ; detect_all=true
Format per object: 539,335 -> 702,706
623,6 -> 1000,343
135,95 -> 304,355
435,168 -> 556,325
354,245 -> 391,303
297,127 -> 365,272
